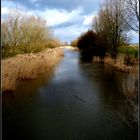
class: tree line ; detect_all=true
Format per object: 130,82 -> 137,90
71,0 -> 139,61
1,9 -> 61,58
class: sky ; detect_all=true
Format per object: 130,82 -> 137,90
1,0 -> 139,44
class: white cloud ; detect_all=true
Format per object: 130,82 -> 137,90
1,7 -> 8,15
1,3 -> 94,42
1,5 -> 83,27
53,24 -> 90,43
1,0 -> 100,42
82,11 -> 97,26
83,15 -> 93,26
1,6 -> 34,19
38,7 -> 83,26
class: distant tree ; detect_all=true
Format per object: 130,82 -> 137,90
70,39 -> 78,47
65,42 -> 68,45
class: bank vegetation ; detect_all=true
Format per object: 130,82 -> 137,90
1,9 -> 61,58
1,9 -> 64,92
2,48 -> 64,92
71,0 -> 139,73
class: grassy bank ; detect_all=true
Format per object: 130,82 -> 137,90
93,45 -> 138,73
118,46 -> 138,57
2,48 -> 64,92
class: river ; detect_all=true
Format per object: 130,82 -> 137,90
2,48 -> 138,140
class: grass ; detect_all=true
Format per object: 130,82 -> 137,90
118,45 -> 138,58
102,55 -> 138,73
2,48 -> 64,92
93,45 -> 138,73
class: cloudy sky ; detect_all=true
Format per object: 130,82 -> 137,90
1,0 -> 139,43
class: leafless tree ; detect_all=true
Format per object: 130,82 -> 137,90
20,15 -> 50,53
1,8 -> 59,58
1,22 -> 10,57
125,0 -> 139,32
92,0 -> 130,58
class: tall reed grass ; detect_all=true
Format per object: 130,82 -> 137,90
2,48 -> 64,92
93,54 -> 138,73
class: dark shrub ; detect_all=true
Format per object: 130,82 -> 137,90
77,30 -> 107,61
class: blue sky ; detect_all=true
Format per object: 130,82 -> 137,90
1,0 -> 139,43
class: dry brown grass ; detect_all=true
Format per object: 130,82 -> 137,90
93,54 -> 138,73
2,48 -> 64,92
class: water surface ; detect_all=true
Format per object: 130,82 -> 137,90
3,49 -> 138,140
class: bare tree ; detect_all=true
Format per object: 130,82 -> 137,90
6,9 -> 23,55
20,15 -> 50,53
1,22 -> 10,57
125,0 -> 139,32
92,0 -> 130,58
1,8 -> 59,58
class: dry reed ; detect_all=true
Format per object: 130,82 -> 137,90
93,54 -> 138,73
2,48 -> 64,92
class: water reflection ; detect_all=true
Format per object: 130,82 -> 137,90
2,67 -> 55,115
79,61 -> 138,129
2,49 -> 138,140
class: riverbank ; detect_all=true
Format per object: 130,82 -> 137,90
60,46 -> 79,51
93,54 -> 138,118
93,54 -> 138,73
2,47 -> 64,92
3,49 -> 137,140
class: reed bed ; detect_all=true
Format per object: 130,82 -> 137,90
104,55 -> 138,73
93,54 -> 138,73
2,48 -> 64,92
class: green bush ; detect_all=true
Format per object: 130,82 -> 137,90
118,46 -> 138,58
